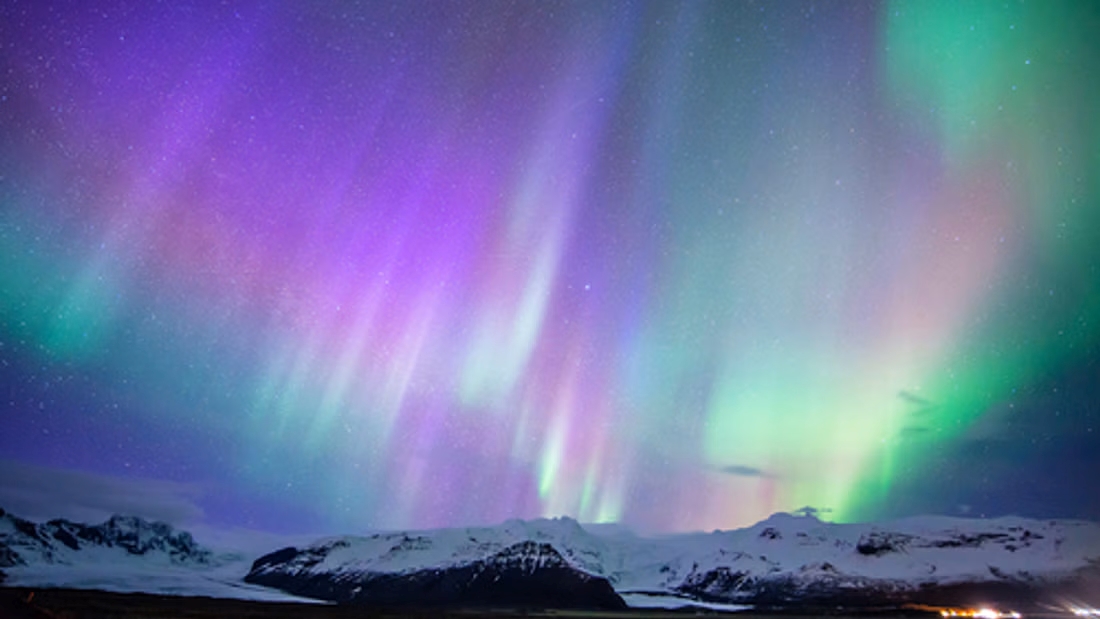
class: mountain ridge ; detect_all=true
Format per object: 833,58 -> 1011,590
2,508 -> 1099,610
241,512 -> 1100,609
0,507 -> 212,567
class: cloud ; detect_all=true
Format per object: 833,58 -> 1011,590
0,459 -> 205,525
791,506 -> 832,518
718,464 -> 773,478
898,390 -> 937,411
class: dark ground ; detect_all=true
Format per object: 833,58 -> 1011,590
0,587 -> 952,619
0,587 -> 704,619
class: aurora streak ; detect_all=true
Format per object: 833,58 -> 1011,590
1,0 -> 1098,534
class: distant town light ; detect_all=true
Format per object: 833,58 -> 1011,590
939,608 -> 1022,619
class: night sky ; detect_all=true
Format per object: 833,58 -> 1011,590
1,0 -> 1098,536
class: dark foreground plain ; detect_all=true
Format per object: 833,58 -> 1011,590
0,587 -> 951,619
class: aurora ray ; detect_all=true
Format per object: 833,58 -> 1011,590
1,0 -> 1097,534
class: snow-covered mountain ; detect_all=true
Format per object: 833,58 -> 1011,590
245,537 -> 626,608
4,507 -> 1099,610
0,508 -> 314,602
0,507 -> 211,566
651,513 -> 1100,608
245,512 -> 1100,609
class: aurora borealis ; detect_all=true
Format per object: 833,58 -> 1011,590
1,0 -> 1098,535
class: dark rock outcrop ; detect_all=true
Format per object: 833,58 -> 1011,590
0,545 -> 22,568
856,530 -> 914,556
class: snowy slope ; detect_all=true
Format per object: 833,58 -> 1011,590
249,516 -> 614,577
4,561 -> 322,602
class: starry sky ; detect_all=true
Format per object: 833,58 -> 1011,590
1,0 -> 1098,535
